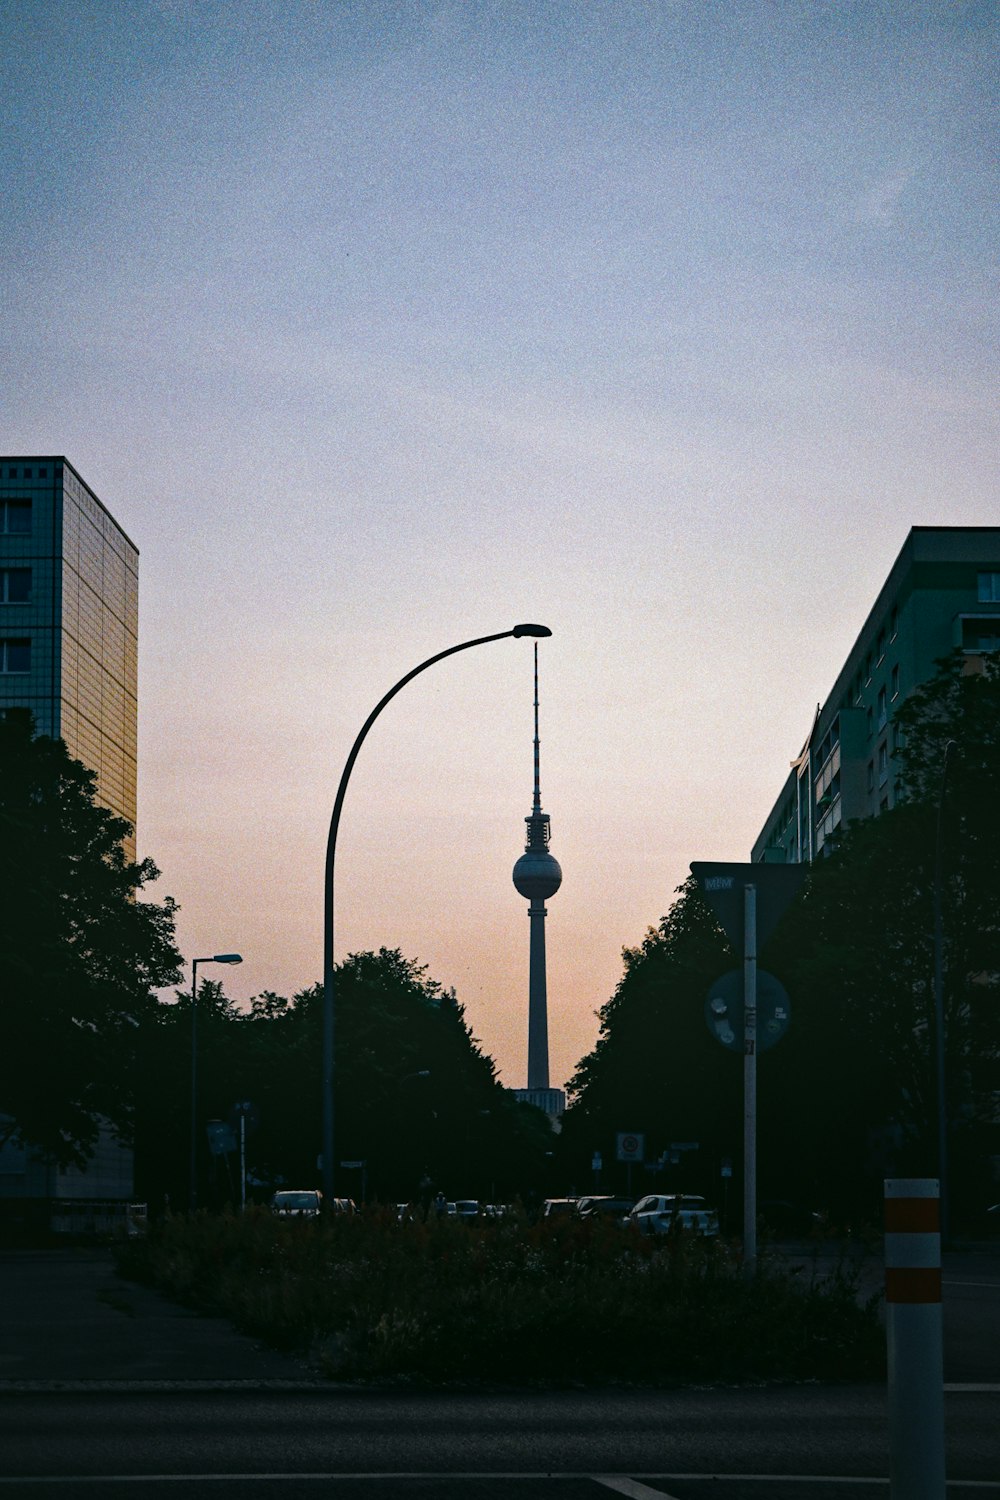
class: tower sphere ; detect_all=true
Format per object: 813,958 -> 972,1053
513,849 -> 563,901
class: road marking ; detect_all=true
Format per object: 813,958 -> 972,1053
594,1479 -> 683,1499
943,1280 -> 1000,1290
0,1477 -> 997,1490
946,1383 -> 1000,1392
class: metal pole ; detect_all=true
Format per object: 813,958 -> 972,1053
743,882 -> 757,1279
189,960 -> 200,1213
239,1112 -> 246,1214
932,740 -> 956,1246
885,1177 -> 945,1498
321,626 -> 549,1200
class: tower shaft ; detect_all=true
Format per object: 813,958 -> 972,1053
527,899 -> 550,1090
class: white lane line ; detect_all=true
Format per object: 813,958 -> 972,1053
946,1383 -> 1000,1392
594,1479 -> 683,1500
0,1476 -> 996,1490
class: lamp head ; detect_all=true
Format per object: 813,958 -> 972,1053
213,953 -> 243,964
512,623 -> 552,638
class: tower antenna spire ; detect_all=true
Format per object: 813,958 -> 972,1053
533,642 -> 541,813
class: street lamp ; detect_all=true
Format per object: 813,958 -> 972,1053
321,623 -> 552,1199
189,952 -> 243,1212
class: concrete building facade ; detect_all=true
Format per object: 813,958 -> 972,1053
0,455 -> 138,859
752,527 -> 1000,865
0,456 -> 139,1217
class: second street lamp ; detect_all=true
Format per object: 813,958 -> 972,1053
321,623 -> 552,1200
189,951 -> 243,1211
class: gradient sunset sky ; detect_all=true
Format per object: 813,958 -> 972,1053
3,0 -> 997,1090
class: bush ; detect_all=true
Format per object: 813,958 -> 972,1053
115,1207 -> 884,1385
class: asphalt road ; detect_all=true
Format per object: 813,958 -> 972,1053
0,1245 -> 996,1498
0,1385 -> 997,1498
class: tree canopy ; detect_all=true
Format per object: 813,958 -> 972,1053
561,651 -> 1000,1224
0,716 -> 182,1166
135,947 -> 555,1210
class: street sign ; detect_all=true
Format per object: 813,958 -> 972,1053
591,1152 -> 603,1172
721,1158 -> 733,1179
229,1100 -> 260,1135
340,1160 -> 364,1169
205,1120 -> 236,1156
691,862 -> 805,957
616,1132 -> 644,1163
704,968 -> 791,1053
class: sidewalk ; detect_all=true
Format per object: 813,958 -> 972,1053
0,1248 -> 321,1388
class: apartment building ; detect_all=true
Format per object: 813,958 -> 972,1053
1,456 -> 139,1218
752,527 -> 1000,864
0,455 -> 137,858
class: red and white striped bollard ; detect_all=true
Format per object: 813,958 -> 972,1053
884,1177 -> 945,1499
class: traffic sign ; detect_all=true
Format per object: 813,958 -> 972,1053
691,862 -> 805,956
616,1132 -> 644,1163
704,968 -> 791,1053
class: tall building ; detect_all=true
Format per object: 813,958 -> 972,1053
511,644 -> 565,1118
752,527 -> 1000,864
0,456 -> 138,859
0,456 -> 139,1221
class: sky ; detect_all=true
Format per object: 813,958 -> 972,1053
3,0 -> 997,1092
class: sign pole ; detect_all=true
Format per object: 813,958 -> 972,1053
743,882 -> 757,1279
239,1112 -> 246,1215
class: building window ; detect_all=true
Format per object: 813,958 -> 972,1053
22,468 -> 32,480
0,569 -> 31,603
879,794 -> 889,813
867,760 -> 874,792
864,652 -> 873,685
0,638 -> 30,673
1,499 -> 31,534
962,618 -> 1000,653
37,467 -> 47,479
889,605 -> 898,640
876,630 -> 886,664
977,572 -> 1000,603
877,686 -> 887,729
878,740 -> 888,783
866,707 -> 873,738
891,664 -> 899,698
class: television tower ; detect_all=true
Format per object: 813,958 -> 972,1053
512,643 -> 562,1090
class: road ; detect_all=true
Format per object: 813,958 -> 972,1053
0,1384 -> 997,1497
0,1245 -> 996,1498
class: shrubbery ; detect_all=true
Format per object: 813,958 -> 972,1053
115,1208 -> 884,1385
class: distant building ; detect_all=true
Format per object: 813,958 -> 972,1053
752,527 -> 1000,864
0,456 -> 139,1222
512,1087 -> 566,1127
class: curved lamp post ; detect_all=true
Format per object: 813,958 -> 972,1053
189,951 -> 243,1211
322,624 -> 552,1199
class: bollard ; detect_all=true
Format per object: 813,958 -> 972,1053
884,1178 -> 945,1500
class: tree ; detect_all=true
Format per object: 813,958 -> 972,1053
560,879 -> 739,1200
563,652 -> 1000,1224
763,651 -> 1000,1219
0,717 -> 182,1166
133,947 -> 555,1209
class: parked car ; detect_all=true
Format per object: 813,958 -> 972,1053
627,1193 -> 719,1237
454,1199 -> 480,1222
575,1195 -> 635,1220
541,1197 -> 578,1218
270,1189 -> 323,1219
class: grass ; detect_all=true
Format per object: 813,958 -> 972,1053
114,1206 -> 884,1386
